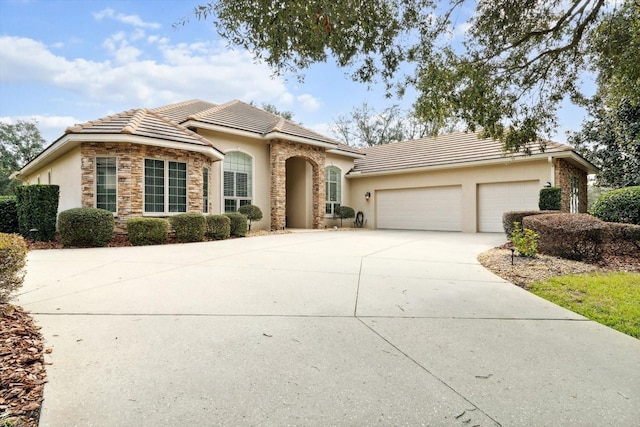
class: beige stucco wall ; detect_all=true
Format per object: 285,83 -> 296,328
21,146 -> 82,214
198,130 -> 272,230
325,153 -> 356,228
347,159 -> 553,233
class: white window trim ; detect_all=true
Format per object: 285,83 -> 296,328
95,156 -> 118,214
220,149 -> 255,213
325,165 -> 342,217
203,166 -> 210,214
143,157 -> 189,215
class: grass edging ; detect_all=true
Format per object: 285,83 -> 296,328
529,272 -> 640,339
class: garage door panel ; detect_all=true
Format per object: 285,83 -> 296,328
478,181 -> 539,232
377,186 -> 462,231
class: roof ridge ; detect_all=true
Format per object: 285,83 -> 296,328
272,116 -> 286,132
65,109 -> 138,134
145,109 -> 214,147
122,109 -> 147,134
186,100 -> 240,120
152,99 -> 201,113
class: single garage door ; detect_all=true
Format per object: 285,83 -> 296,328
376,186 -> 462,231
478,181 -> 539,232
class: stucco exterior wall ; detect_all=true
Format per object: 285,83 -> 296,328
21,147 -> 82,214
347,159 -> 553,233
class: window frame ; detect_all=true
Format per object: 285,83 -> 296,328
570,175 -> 580,213
202,166 -> 209,214
143,158 -> 188,215
222,151 -> 253,213
95,156 -> 118,213
325,165 -> 342,216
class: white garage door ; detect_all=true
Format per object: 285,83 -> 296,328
376,186 -> 462,231
478,181 -> 540,232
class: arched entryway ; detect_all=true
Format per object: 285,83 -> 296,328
270,140 -> 325,230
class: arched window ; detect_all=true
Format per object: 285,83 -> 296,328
325,166 -> 341,215
224,151 -> 252,212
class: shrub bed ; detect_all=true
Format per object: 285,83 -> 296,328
523,213 -> 607,261
0,233 -> 28,303
15,185 -> 59,241
0,196 -> 19,234
224,213 -> 248,237
206,215 -> 231,240
590,186 -> 640,225
58,207 -> 115,247
126,217 -> 169,246
502,210 -> 563,238
170,213 -> 206,243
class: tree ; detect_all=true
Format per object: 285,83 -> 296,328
182,1 -> 638,153
0,120 -> 45,195
260,103 -> 294,121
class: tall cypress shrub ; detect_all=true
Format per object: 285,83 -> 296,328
15,185 -> 60,241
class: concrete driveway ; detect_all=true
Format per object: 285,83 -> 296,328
18,230 -> 640,426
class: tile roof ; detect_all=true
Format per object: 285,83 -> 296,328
351,131 -> 574,174
65,109 -> 214,147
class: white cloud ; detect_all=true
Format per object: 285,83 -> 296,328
297,94 -> 321,112
93,8 -> 160,29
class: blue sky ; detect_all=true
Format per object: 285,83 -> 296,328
1,0 -> 589,146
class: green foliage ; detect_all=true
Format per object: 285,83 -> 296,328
523,213 -> 606,261
185,1 -> 636,152
539,187 -> 561,210
0,196 -> 18,234
529,272 -> 640,339
510,222 -> 539,257
0,233 -> 28,303
15,185 -> 59,241
58,208 -> 114,247
590,186 -> 640,225
334,205 -> 355,227
206,215 -> 231,240
259,103 -> 294,121
0,120 -> 45,195
224,213 -> 248,237
502,210 -> 561,238
126,218 -> 169,246
237,204 -> 263,231
169,213 -> 206,243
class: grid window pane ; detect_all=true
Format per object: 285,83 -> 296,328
168,161 -> 187,212
96,157 -> 117,212
325,166 -> 341,215
224,199 -> 237,213
223,152 -> 252,208
203,167 -> 209,213
144,159 -> 165,213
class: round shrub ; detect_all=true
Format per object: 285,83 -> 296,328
334,206 -> 355,227
238,204 -> 263,231
206,215 -> 231,240
58,207 -> 114,247
126,217 -> 169,246
523,213 -> 606,261
502,210 -> 562,238
169,213 -> 206,243
224,213 -> 248,237
590,186 -> 640,225
0,233 -> 28,303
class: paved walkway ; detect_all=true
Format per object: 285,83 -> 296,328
18,230 -> 640,426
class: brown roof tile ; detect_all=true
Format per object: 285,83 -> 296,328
351,131 -> 573,174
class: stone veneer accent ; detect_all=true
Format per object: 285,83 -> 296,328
270,140 -> 326,230
81,142 -> 214,231
555,158 -> 588,213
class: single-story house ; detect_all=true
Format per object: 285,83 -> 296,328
14,99 -> 597,233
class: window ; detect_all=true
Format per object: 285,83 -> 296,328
223,151 -> 252,212
96,157 -> 117,212
325,166 -> 341,215
144,159 -> 187,213
203,167 -> 209,213
570,175 -> 579,213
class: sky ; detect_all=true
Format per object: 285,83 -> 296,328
0,0 -> 591,147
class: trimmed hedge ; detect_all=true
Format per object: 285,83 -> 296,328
58,208 -> 114,247
502,210 -> 562,238
523,213 -> 606,261
15,185 -> 59,241
126,217 -> 169,246
170,213 -> 206,243
0,233 -> 28,303
539,187 -> 561,210
206,215 -> 231,240
238,204 -> 263,231
605,222 -> 640,254
334,205 -> 355,227
224,213 -> 248,237
590,186 -> 640,225
0,196 -> 19,234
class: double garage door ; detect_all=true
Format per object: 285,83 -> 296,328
376,181 -> 539,232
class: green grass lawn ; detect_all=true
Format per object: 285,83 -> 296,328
529,272 -> 640,339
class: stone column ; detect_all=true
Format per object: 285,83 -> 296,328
270,143 -> 287,230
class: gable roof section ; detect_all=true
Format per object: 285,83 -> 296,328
350,131 -> 597,175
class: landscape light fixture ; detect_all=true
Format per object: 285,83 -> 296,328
365,191 -> 371,200
511,248 -> 515,265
